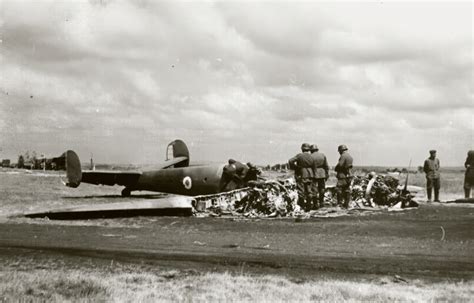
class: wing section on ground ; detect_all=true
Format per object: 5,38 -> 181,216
81,171 -> 142,186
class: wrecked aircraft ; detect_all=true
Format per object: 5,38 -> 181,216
63,139 -> 257,197
25,140 -> 260,219
24,141 -> 419,220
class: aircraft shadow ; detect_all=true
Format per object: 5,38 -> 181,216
62,194 -> 169,200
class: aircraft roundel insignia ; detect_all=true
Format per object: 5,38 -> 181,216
183,176 -> 192,190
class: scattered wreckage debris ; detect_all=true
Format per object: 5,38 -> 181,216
192,174 -> 419,218
22,174 -> 418,220
348,174 -> 419,209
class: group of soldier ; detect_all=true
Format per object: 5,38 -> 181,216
288,143 -> 353,210
219,145 -> 474,207
289,145 -> 474,208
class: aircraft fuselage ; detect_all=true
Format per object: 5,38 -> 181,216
133,164 -> 225,196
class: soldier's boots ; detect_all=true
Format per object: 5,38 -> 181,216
318,193 -> 325,209
337,194 -> 346,208
341,191 -> 351,209
313,195 -> 325,210
336,194 -> 343,208
465,188 -> 471,199
312,198 -> 319,210
434,189 -> 440,202
298,196 -> 314,212
427,189 -> 432,202
297,196 -> 306,210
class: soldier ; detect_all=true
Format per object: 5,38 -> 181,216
233,159 -> 249,185
288,143 -> 315,211
220,159 -> 249,191
310,144 -> 329,209
423,150 -> 441,202
245,162 -> 262,183
220,161 -> 237,191
335,144 -> 353,208
463,150 -> 474,198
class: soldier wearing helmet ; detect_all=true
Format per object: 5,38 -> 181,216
220,159 -> 249,191
464,150 -> 474,198
310,144 -> 329,209
245,162 -> 262,183
335,144 -> 353,208
288,143 -> 315,211
423,150 -> 441,202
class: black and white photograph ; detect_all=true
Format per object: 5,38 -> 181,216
0,0 -> 472,301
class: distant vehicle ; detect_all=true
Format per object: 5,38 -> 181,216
1,159 -> 10,167
23,161 -> 34,170
63,139 -> 257,197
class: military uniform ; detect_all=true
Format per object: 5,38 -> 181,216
220,160 -> 249,191
464,150 -> 474,198
310,145 -> 329,209
289,144 -> 315,210
244,162 -> 261,183
335,146 -> 353,208
234,161 -> 249,187
424,151 -> 440,202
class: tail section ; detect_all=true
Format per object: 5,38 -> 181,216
65,150 -> 82,188
166,139 -> 189,167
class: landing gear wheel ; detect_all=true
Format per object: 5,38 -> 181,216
121,188 -> 131,197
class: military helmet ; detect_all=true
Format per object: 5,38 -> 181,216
429,150 -> 437,154
223,164 -> 236,175
338,144 -> 348,152
301,143 -> 311,152
310,144 -> 319,152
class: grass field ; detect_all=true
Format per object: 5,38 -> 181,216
0,167 -> 467,218
0,168 -> 472,301
1,260 -> 473,302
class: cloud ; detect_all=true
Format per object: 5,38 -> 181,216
0,1 -> 471,166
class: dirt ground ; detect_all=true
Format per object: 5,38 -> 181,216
0,169 -> 473,282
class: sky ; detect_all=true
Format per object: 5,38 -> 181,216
0,0 -> 472,167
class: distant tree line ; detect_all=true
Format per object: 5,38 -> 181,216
16,151 -> 65,170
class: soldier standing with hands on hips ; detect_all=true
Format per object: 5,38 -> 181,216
335,144 -> 353,209
423,150 -> 441,202
464,150 -> 474,198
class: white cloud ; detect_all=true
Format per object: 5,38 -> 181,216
0,1 -> 472,166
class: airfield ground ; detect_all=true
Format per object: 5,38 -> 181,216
0,169 -> 472,301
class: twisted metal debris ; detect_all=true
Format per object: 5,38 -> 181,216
192,174 -> 418,217
346,174 -> 418,209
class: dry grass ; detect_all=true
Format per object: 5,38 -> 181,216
0,267 -> 472,302
400,170 -> 465,200
0,169 -> 159,217
0,168 -> 466,218
1,168 -> 472,301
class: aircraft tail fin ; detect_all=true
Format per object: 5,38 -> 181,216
166,139 -> 190,167
65,150 -> 82,188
